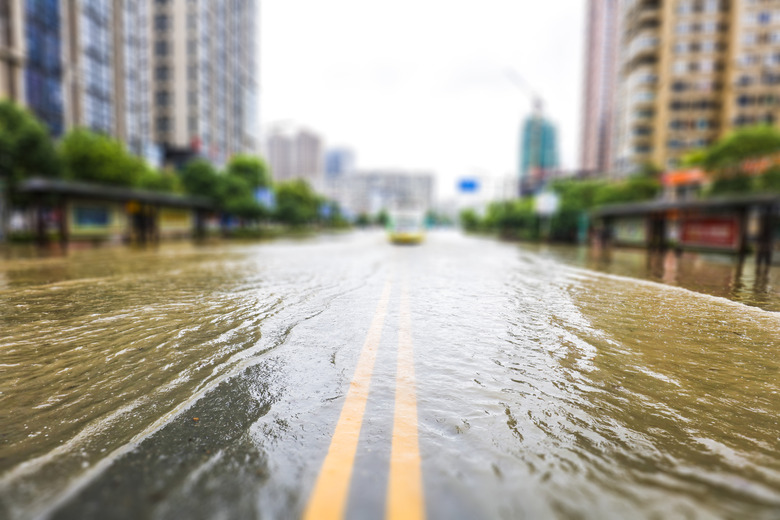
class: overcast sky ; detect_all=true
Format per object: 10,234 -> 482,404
260,0 -> 586,199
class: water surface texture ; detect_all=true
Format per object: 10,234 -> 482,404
1,232 -> 778,519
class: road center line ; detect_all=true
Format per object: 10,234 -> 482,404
386,283 -> 425,520
303,281 -> 392,520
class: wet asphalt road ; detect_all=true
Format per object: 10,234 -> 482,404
1,230 -> 779,519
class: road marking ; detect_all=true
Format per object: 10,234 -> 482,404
303,281 -> 392,520
387,284 -> 425,520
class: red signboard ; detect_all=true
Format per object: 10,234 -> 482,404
680,217 -> 739,249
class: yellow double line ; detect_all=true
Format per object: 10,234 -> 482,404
303,281 -> 424,520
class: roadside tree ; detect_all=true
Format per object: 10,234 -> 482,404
226,155 -> 271,189
0,101 -> 60,202
274,179 -> 319,226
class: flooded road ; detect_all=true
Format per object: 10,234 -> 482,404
1,231 -> 779,519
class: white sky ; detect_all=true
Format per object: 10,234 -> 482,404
260,0 -> 586,199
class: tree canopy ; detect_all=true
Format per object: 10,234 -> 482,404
702,126 -> 780,172
60,128 -> 158,188
217,173 -> 264,219
226,155 -> 270,189
274,179 -> 321,226
179,159 -> 220,198
0,101 -> 60,187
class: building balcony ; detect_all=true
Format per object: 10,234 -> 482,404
626,0 -> 661,31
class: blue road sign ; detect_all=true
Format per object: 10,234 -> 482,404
458,179 -> 480,193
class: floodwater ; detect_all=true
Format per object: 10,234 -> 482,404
0,231 -> 778,519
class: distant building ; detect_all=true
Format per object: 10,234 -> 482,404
267,132 -> 295,181
296,130 -> 323,183
580,0 -> 620,175
266,127 -> 324,186
325,148 -> 355,180
328,170 -> 435,217
520,116 -> 559,184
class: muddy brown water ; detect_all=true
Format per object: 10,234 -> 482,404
1,231 -> 778,519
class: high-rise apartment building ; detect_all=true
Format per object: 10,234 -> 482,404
1,0 -> 259,167
611,0 -> 780,174
0,0 -> 66,135
726,1 -> 780,128
150,0 -> 259,166
63,0 -> 115,135
296,129 -> 323,181
520,115 -> 559,182
581,0 -> 621,174
266,127 -> 324,186
114,0 -> 153,160
0,1 -> 25,104
267,131 -> 295,181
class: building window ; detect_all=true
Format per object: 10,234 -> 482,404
156,116 -> 170,132
154,14 -> 168,30
155,66 -> 169,80
156,90 -> 170,106
702,21 -> 717,34
154,40 -> 168,56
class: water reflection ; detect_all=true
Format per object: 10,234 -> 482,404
534,244 -> 779,312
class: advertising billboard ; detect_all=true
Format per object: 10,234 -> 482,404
680,217 -> 739,250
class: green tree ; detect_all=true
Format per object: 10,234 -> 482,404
137,168 -> 183,193
355,213 -> 372,227
0,101 -> 60,200
702,125 -> 780,172
459,208 -> 481,232
549,179 -> 609,240
217,173 -> 264,219
759,165 -> 780,193
226,155 -> 271,189
179,159 -> 220,199
60,128 -> 147,187
636,161 -> 663,179
483,198 -> 538,239
593,176 -> 660,206
375,209 -> 389,227
274,179 -> 319,226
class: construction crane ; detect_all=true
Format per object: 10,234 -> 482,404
504,69 -> 544,116
504,69 -> 549,192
